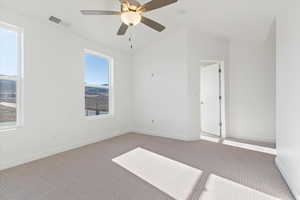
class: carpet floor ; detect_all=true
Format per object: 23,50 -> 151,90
0,133 -> 294,200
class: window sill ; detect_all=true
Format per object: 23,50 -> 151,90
86,114 -> 114,120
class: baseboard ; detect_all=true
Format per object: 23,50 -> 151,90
132,128 -> 189,141
275,157 -> 300,200
227,134 -> 276,144
0,130 -> 128,171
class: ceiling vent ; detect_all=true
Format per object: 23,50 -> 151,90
49,16 -> 62,24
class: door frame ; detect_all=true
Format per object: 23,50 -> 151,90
200,60 -> 226,138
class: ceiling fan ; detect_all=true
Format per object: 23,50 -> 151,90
81,0 -> 178,35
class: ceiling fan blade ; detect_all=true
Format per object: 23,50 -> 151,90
139,0 -> 177,12
141,16 -> 165,32
81,10 -> 121,15
117,23 -> 129,35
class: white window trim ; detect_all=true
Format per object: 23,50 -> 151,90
83,49 -> 114,120
0,21 -> 24,131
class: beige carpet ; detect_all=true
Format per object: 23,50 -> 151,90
0,133 -> 294,200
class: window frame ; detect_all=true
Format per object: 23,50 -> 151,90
0,21 -> 24,131
83,49 -> 114,119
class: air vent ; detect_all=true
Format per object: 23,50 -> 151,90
49,16 -> 62,24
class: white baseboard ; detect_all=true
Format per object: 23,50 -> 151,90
226,134 -> 276,144
275,157 -> 300,200
132,128 -> 188,141
0,130 -> 128,171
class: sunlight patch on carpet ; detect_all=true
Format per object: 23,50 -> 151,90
112,147 -> 202,200
223,140 -> 277,155
199,174 -> 280,200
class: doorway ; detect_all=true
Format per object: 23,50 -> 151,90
200,61 -> 225,138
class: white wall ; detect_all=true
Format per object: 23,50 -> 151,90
276,1 -> 300,199
132,31 -> 189,140
0,7 -> 133,170
132,30 -> 229,141
132,28 -> 275,143
228,36 -> 276,143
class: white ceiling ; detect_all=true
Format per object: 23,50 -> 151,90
0,0 -> 283,52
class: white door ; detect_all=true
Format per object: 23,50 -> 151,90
201,64 -> 221,136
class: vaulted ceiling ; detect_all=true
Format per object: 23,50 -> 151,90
0,0 -> 283,52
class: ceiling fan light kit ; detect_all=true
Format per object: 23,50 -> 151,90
121,11 -> 141,26
80,0 -> 178,35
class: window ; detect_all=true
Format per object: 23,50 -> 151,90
84,50 -> 113,117
0,22 -> 23,129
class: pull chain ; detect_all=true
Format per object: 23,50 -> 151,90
129,35 -> 134,49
